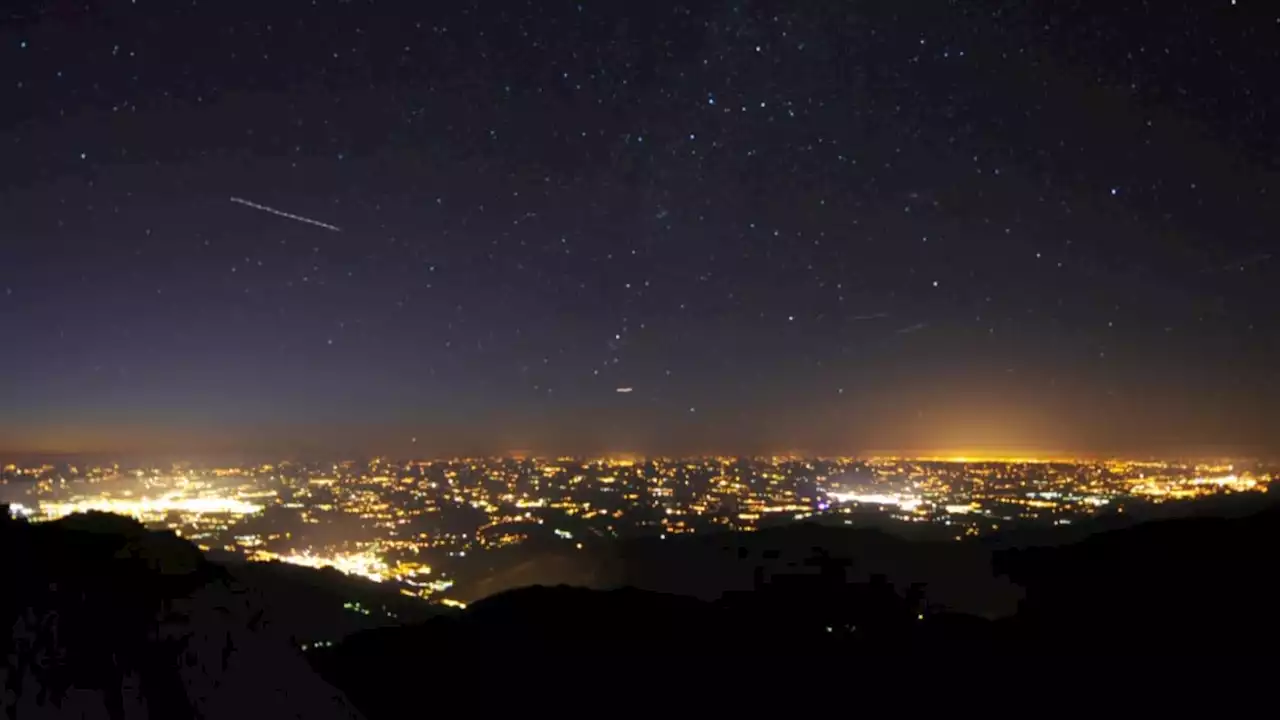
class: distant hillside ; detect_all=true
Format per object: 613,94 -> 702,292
312,500 -> 1280,718
212,558 -> 449,646
995,502 -> 1280,652
309,576 -> 991,717
982,488 -> 1280,549
450,492 -> 1280,619
7,496 -> 1280,718
451,522 -> 1023,617
0,510 -> 365,719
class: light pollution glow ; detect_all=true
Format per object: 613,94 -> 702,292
18,489 -> 420,587
26,494 -> 408,585
39,494 -> 264,520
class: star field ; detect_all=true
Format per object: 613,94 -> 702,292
1,0 -> 1277,458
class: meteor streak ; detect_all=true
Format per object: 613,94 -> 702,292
229,197 -> 342,232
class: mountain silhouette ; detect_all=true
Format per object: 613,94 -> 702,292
0,508 -> 364,719
451,522 -> 1022,617
996,501 -> 1280,652
6,495 -> 1280,718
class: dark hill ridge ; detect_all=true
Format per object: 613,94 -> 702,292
212,558 -> 448,646
0,509 -> 364,720
7,498 -> 1280,718
995,502 -> 1280,652
307,577 -> 992,719
449,490 -> 1280,619
452,522 -> 1023,617
312,501 -> 1280,718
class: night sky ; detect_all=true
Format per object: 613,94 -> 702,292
2,0 -> 1277,459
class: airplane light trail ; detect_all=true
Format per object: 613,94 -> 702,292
229,197 -> 342,232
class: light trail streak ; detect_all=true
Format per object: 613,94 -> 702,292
229,197 -> 342,232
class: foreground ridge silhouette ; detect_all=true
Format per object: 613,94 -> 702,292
310,500 -> 1280,717
5,496 -> 1280,718
0,507 -> 363,720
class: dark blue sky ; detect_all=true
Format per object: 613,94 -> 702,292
2,0 -> 1277,458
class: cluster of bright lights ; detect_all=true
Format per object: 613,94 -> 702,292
1131,473 -> 1261,498
826,491 -> 923,511
254,549 -> 391,584
38,494 -> 264,521
1190,474 -> 1255,488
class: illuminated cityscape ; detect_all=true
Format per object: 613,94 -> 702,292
3,456 -> 1271,602
2,1 -> 1278,712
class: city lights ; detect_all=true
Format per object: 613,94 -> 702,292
40,494 -> 264,521
251,549 -> 391,584
2,456 -> 1272,598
